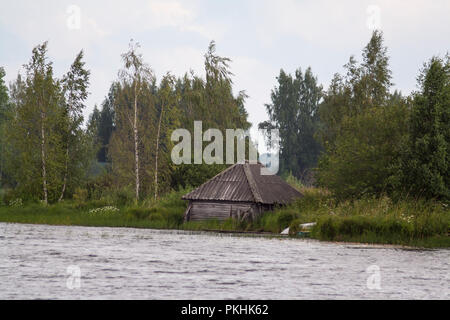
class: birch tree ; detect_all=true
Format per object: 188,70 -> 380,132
59,50 -> 90,201
27,43 -> 61,204
117,40 -> 153,202
8,42 -> 65,203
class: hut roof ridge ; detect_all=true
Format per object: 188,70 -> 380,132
182,161 -> 303,204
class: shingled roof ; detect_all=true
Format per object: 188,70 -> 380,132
182,162 -> 303,205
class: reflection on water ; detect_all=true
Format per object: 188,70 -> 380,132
0,223 -> 448,299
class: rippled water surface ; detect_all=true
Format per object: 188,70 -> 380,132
0,222 -> 448,299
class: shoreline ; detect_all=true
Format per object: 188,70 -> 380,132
1,193 -> 448,249
1,220 -> 446,250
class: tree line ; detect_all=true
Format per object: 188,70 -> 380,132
0,31 -> 448,205
260,30 -> 449,201
0,40 -> 250,204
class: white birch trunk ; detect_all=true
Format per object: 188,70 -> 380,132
59,146 -> 69,202
154,104 -> 163,200
41,111 -> 48,205
133,81 -> 140,202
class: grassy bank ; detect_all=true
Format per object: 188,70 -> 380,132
0,188 -> 188,230
0,187 -> 449,248
261,187 -> 450,248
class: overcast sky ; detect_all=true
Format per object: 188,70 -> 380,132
1,0 -> 449,139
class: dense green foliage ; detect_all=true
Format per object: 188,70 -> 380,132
86,41 -> 250,202
88,84 -> 116,164
1,40 -> 249,205
2,43 -> 95,204
315,31 -> 449,201
259,67 -> 322,181
316,31 -> 401,199
0,67 -> 11,187
317,103 -> 410,199
256,30 -> 448,202
317,31 -> 392,152
396,56 -> 450,200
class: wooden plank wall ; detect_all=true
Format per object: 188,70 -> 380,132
189,201 -> 254,221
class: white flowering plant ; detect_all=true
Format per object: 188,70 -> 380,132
9,198 -> 23,207
88,206 -> 120,215
399,213 -> 414,224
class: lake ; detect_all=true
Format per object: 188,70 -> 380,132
0,222 -> 448,299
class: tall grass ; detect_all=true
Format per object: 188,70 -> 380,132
0,187 -> 188,229
263,189 -> 449,247
311,199 -> 449,245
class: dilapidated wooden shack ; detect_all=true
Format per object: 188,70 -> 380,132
182,161 -> 303,221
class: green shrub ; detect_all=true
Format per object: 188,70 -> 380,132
107,188 -> 135,206
73,188 -> 88,204
313,211 -> 448,244
315,216 -> 337,240
285,172 -> 304,190
85,172 -> 114,201
122,188 -> 189,227
277,210 -> 296,229
0,189 -> 5,206
126,207 -> 153,219
288,218 -> 303,235
164,209 -> 184,227
148,211 -> 164,221
256,211 -> 277,233
73,199 -> 109,210
2,188 -> 21,206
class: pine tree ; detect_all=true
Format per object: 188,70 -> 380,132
87,84 -> 117,163
154,73 -> 179,199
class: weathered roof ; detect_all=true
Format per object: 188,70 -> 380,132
182,162 -> 303,205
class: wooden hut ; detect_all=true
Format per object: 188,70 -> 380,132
182,161 -> 303,221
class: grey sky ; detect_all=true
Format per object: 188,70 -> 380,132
1,0 -> 449,140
